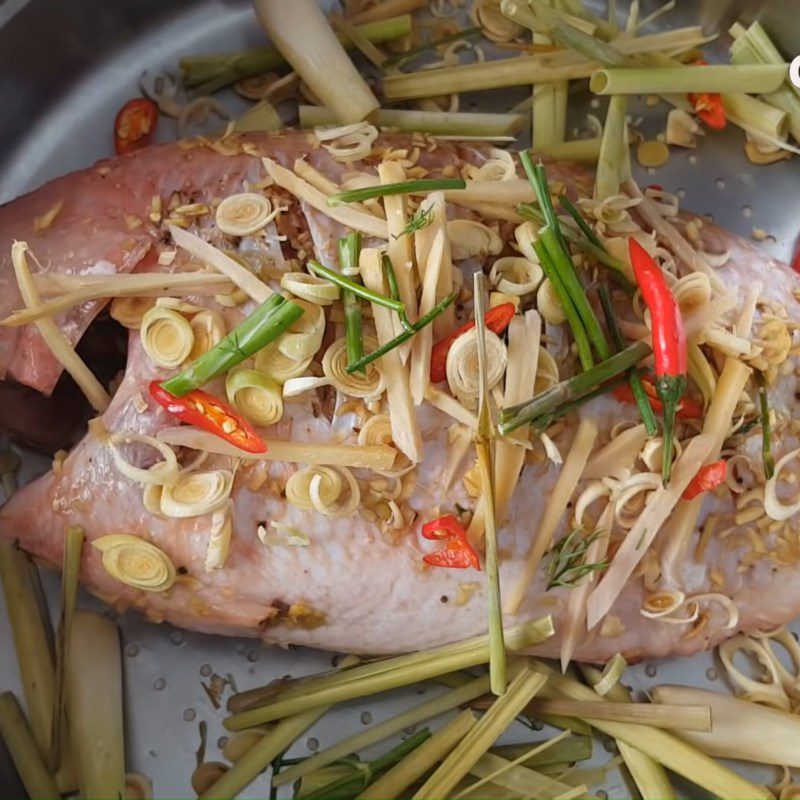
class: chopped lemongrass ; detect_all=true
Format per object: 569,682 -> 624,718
0,693 -> 60,800
538,137 -> 602,163
66,612 -> 125,800
160,293 -> 303,397
215,192 -> 274,236
359,711 -> 477,800
225,368 -> 283,427
140,306 -> 194,368
253,0 -> 377,124
224,617 -> 554,729
493,736 -> 593,768
92,534 -> 177,592
50,526 -> 84,771
384,25 -> 481,66
275,675 -> 491,787
232,98 -> 282,133
0,543 -> 55,757
300,105 -> 527,137
722,91 -> 789,141
413,663 -> 547,800
328,178 -> 466,206
595,95 -> 628,200
331,13 -> 387,68
280,272 -> 339,305
159,470 -> 233,518
590,64 -> 785,95
465,752 -> 573,799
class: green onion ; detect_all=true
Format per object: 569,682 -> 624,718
328,178 -> 466,207
383,26 -> 481,67
160,294 -> 303,397
338,234 -> 364,374
598,285 -> 658,436
383,255 -> 401,302
558,194 -> 603,250
756,371 -> 774,479
498,341 -> 651,435
309,259 -> 405,317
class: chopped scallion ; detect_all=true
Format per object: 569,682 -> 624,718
756,371 -> 774,479
338,234 -> 365,374
328,178 -> 466,207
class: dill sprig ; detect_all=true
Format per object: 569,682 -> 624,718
394,204 -> 434,239
546,528 -> 609,590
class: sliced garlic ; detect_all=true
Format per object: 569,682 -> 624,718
226,368 -> 283,427
489,256 -> 542,296
160,470 -> 233,518
254,342 -> 312,384
110,296 -> 156,329
446,328 -> 507,409
447,219 -> 503,261
665,108 -> 704,148
277,299 -> 325,360
537,278 -> 566,325
92,534 -> 177,592
280,272 -> 340,305
514,221 -> 539,263
215,193 -> 273,237
140,306 -> 194,368
187,309 -> 226,361
323,337 -> 384,398
205,503 -> 233,571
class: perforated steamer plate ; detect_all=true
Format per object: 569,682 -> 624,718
1,1 -> 799,797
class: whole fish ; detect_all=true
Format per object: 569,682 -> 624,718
0,131 -> 796,663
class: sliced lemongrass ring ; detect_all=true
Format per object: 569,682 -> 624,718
226,368 -> 283,427
358,413 -> 415,477
142,483 -> 164,515
286,466 -> 343,511
765,448 -> 800,521
489,256 -> 543,296
280,272 -> 340,305
187,309 -> 226,361
92,533 -> 176,592
108,433 -> 179,486
159,469 -> 233,518
323,336 -> 384,398
140,306 -> 194,368
111,296 -> 156,329
641,590 -> 686,619
254,342 -> 312,383
446,328 -> 506,410
277,299 -> 325,360
216,193 -> 273,237
310,467 -> 360,517
447,219 -> 503,261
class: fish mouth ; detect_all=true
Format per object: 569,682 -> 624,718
0,313 -> 127,453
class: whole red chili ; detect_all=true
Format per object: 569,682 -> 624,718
421,514 -> 481,570
628,238 -> 687,485
613,381 -> 703,419
682,459 -> 727,500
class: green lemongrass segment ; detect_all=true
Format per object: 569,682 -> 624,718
224,617 -> 554,730
231,98 -> 282,133
338,234 -> 365,374
538,137 -> 602,163
756,370 -> 775,479
298,730 -> 431,800
160,294 -> 303,397
67,612 -> 125,800
275,675 -> 492,787
493,735 -> 593,768
384,26 -> 481,67
599,285 -> 658,435
0,543 -> 55,757
299,105 -> 527,137
595,94 -> 628,201
474,273 -> 506,697
498,340 -> 651,435
0,693 -> 60,800
530,660 -> 770,800
332,13 -> 388,68
180,15 -> 412,94
722,91 -> 790,142
50,526 -> 84,771
328,178 -> 466,206
344,291 -> 457,374
413,663 -> 548,800
309,260 -> 404,316
591,64 -> 786,95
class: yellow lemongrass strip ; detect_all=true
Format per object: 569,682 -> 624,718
531,661 -> 771,800
681,292 -> 738,341
378,160 -> 417,353
441,179 -> 535,207
360,248 -> 423,463
583,424 -> 648,480
410,228 -> 446,405
430,194 -> 455,338
660,358 -> 752,572
586,434 -> 714,629
263,158 -> 388,238
470,311 -> 540,540
413,664 -> 547,800
424,386 -> 479,429
651,684 -> 800,767
506,418 -> 598,615
11,242 -> 110,411
466,752 -> 572,799
157,427 -> 397,470
169,225 -> 272,303
4,272 -> 231,326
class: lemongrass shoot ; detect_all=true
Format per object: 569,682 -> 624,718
0,693 -> 60,800
595,95 -> 628,200
231,98 -> 282,133
224,617 -> 554,730
0,543 -> 55,757
591,64 -> 785,95
66,612 -> 125,800
254,0 -> 378,123
300,105 -> 527,136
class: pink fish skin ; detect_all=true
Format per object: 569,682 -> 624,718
0,132 -> 798,664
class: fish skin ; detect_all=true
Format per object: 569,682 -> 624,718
0,132 -> 798,663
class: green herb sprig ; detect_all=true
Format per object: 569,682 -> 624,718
546,528 -> 609,590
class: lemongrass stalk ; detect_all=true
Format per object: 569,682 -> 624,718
50,526 -> 84,771
66,612 -> 125,800
0,543 -> 55,757
180,15 -> 412,93
0,693 -> 60,800
231,98 -> 282,133
359,711 -> 477,800
493,736 -> 593,767
413,664 -> 548,799
348,0 -> 427,24
275,675 -> 491,787
254,0 -> 378,124
383,56 -> 598,100
591,64 -> 785,95
651,684 -> 800,767
539,136 -> 602,163
466,753 -> 572,799
595,95 -> 627,200
299,105 -> 526,136
224,617 -> 554,730
332,13 -> 387,68
723,91 -> 790,141
530,661 -> 770,800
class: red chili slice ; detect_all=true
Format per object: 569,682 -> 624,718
421,514 -> 481,570
114,98 -> 159,155
149,381 -> 266,454
682,459 -> 727,500
688,59 -> 726,131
